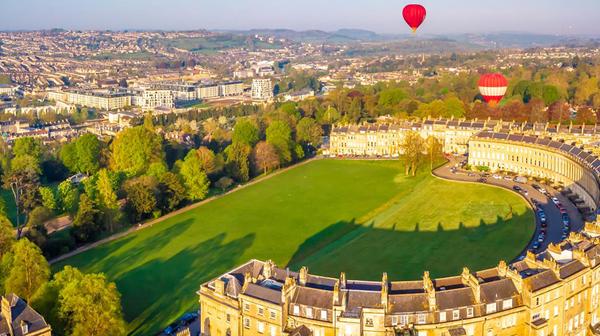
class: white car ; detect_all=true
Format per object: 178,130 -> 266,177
492,174 -> 502,180
551,197 -> 560,205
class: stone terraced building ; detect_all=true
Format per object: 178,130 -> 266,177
328,119 -> 600,157
199,225 -> 600,336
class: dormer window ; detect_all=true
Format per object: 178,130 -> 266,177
293,305 -> 300,315
320,310 -> 327,320
20,321 -> 29,335
306,307 -> 313,318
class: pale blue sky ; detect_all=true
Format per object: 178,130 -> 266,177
1,0 -> 599,35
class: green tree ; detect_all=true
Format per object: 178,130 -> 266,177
24,206 -> 51,248
574,76 -> 599,105
378,88 -> 407,107
39,186 -> 58,212
60,142 -> 79,173
146,162 -> 168,179
296,117 -> 323,147
124,176 -> 158,221
74,134 -> 101,174
542,85 -> 561,105
401,131 -> 425,176
224,142 -> 251,182
266,120 -> 293,164
96,169 -> 120,233
13,138 -> 42,163
158,172 -> 186,212
178,151 -> 210,201
111,126 -> 164,176
3,238 -> 50,301
232,118 -> 260,146
71,194 -> 103,244
58,269 -> 126,336
58,181 -> 79,215
425,136 -> 443,170
0,216 -> 14,257
32,266 -> 126,336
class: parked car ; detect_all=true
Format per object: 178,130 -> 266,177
537,234 -> 545,243
493,174 -> 502,180
514,176 -> 528,184
562,214 -> 570,226
551,197 -> 560,205
504,175 -> 513,181
532,241 -> 541,250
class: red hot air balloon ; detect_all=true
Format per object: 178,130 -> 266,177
403,4 -> 427,33
478,73 -> 508,105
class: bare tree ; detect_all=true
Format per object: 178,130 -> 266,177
252,141 -> 280,175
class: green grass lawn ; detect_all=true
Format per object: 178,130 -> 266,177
55,160 -> 534,335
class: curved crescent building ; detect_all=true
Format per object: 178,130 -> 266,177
199,230 -> 600,336
468,132 -> 600,213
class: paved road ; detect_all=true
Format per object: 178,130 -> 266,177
434,156 -> 584,258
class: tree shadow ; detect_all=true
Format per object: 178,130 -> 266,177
121,233 -> 255,336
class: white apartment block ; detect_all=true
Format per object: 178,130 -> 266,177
251,79 -> 273,101
141,89 -> 174,110
197,85 -> 220,99
55,91 -> 132,110
219,81 -> 244,97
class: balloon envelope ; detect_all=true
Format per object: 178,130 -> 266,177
403,4 -> 427,32
478,73 -> 508,104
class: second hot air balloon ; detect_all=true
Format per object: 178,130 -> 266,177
403,4 -> 427,33
478,73 -> 508,105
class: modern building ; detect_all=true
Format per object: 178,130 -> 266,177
140,89 -> 174,110
251,79 -> 273,101
151,83 -> 198,102
0,293 -> 52,336
198,84 -> 220,100
220,81 -> 245,97
48,90 -> 132,110
199,225 -> 600,336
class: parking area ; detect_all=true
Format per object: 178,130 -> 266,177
435,155 -> 585,259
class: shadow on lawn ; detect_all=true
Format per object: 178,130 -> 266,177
122,232 -> 256,336
287,211 -> 534,282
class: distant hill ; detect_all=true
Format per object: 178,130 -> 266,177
445,32 -> 593,48
221,28 -> 406,43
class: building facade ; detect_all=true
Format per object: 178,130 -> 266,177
220,81 -> 245,97
329,119 -> 600,158
140,89 -> 174,110
199,226 -> 600,336
198,84 -> 221,100
468,132 -> 600,213
251,79 -> 274,101
48,90 -> 132,110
